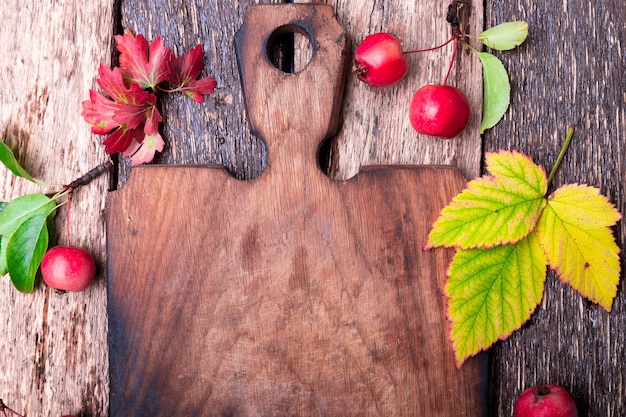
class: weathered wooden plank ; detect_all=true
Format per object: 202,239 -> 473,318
119,0 -> 483,180
0,1 -> 115,415
485,2 -> 626,416
118,0 -> 281,183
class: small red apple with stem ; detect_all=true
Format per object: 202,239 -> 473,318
408,34 -> 471,139
513,384 -> 579,417
41,246 -> 96,292
353,30 -> 470,138
353,32 -> 458,88
353,32 -> 409,87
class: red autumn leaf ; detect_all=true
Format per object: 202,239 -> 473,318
112,92 -> 159,131
167,45 -> 217,102
123,132 -> 165,166
81,63 -> 162,156
81,65 -> 126,133
82,29 -> 217,165
81,64 -> 157,131
102,125 -> 144,155
95,64 -> 145,104
115,29 -> 172,89
81,89 -> 122,135
100,98 -> 161,156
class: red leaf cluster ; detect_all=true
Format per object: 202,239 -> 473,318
81,29 -> 217,166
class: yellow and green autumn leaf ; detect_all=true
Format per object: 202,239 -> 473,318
428,149 -> 622,366
426,151 -> 547,249
446,231 -> 547,365
537,184 -> 622,311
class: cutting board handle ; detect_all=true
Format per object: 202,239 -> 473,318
234,4 -> 349,176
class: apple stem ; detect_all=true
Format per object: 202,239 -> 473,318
403,36 -> 456,55
536,385 -> 550,397
442,38 -> 459,86
0,400 -> 24,417
546,125 -> 575,189
65,192 -> 73,246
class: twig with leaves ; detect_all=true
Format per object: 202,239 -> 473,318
0,140 -> 112,293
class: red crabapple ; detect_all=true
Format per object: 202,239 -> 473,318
41,246 -> 96,292
513,384 -> 579,417
353,32 -> 409,87
409,84 -> 470,139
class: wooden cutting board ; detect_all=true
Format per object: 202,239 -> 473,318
106,4 -> 484,416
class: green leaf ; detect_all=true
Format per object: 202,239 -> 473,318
0,204 -> 6,274
0,140 -> 37,182
0,236 -> 8,276
426,151 -> 547,249
0,193 -> 56,236
537,184 -> 622,311
7,214 -> 50,293
477,21 -> 529,51
478,52 -> 511,134
0,195 -> 55,281
47,214 -> 56,247
446,231 -> 547,365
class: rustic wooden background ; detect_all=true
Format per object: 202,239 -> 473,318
0,0 -> 623,416
486,2 -> 626,416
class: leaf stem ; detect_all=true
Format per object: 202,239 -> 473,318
51,188 -> 72,202
461,40 -> 478,54
56,159 -> 112,246
65,191 -> 73,246
546,125 -> 575,188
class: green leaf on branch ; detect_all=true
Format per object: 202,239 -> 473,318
0,140 -> 38,183
478,52 -> 511,134
426,151 -> 547,249
477,21 -> 529,51
537,184 -> 622,311
446,231 -> 547,365
0,194 -> 56,236
0,194 -> 56,284
7,214 -> 50,293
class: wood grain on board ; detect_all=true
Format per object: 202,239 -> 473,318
106,5 -> 483,415
107,164 -> 483,416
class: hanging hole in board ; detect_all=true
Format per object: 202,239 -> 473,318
266,25 -> 313,74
